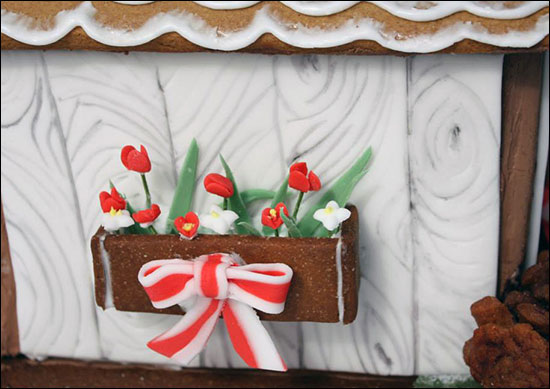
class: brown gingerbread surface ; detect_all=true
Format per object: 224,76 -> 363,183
92,206 -> 359,324
1,1 -> 548,54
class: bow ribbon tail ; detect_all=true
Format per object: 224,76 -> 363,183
223,299 -> 287,372
147,296 -> 224,365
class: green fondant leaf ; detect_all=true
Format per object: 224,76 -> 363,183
166,139 -> 199,234
241,189 -> 277,204
219,154 -> 252,234
281,212 -> 302,238
219,189 -> 278,208
314,227 -> 331,238
237,222 -> 262,236
198,226 -> 216,235
263,176 -> 289,236
298,147 -> 372,236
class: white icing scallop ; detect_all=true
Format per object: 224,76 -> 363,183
193,1 -> 548,20
1,1 -> 548,52
280,1 -> 362,16
194,1 -> 260,10
113,1 -> 155,4
370,1 -> 549,21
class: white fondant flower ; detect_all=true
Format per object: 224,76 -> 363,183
200,205 -> 238,235
102,208 -> 135,232
313,201 -> 351,231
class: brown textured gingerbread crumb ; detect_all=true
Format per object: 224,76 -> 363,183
516,303 -> 550,337
522,256 -> 549,287
471,296 -> 515,328
538,251 -> 550,264
464,323 -> 549,388
465,251 -> 550,388
505,290 -> 538,311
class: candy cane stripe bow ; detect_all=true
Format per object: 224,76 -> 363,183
138,253 -> 293,371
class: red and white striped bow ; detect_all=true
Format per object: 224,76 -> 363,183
138,253 -> 293,371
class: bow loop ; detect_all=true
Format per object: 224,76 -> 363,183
227,263 -> 293,314
138,259 -> 195,309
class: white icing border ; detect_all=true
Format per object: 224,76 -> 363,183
99,233 -> 114,309
1,1 -> 548,52
195,1 -> 549,20
113,1 -> 155,5
194,1 -> 260,10
335,237 -> 344,323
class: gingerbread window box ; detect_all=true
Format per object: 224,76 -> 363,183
82,138 -> 372,370
91,204 -> 359,324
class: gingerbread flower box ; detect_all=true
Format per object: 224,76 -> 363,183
91,204 -> 359,324
87,139 -> 370,370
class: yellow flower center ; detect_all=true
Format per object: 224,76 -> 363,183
324,206 -> 334,215
269,209 -> 278,218
183,223 -> 194,231
109,207 -> 122,217
211,211 -> 220,218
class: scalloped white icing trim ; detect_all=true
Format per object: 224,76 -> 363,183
194,1 -> 260,10
1,1 -> 548,52
195,1 -> 548,20
113,1 -> 155,4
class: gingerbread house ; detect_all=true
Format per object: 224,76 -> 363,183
1,1 -> 549,387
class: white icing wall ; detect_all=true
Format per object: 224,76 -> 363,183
1,51 -> 504,375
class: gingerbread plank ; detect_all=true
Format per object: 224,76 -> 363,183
0,51 -> 100,360
408,54 -> 503,374
0,201 -> 19,356
499,53 -> 545,296
0,356 -> 416,388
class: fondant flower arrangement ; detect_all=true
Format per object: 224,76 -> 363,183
98,139 -> 372,239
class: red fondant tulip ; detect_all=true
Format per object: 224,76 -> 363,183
174,212 -> 200,239
308,171 -> 321,192
99,188 -> 126,213
289,170 -> 310,192
121,145 -> 151,173
132,204 -> 161,225
204,173 -> 234,198
290,162 -> 308,175
288,162 -> 321,193
261,203 -> 289,230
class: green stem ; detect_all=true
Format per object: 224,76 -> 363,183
292,191 -> 304,220
274,228 -> 279,237
141,173 -> 152,209
223,197 -> 228,211
149,225 -> 158,234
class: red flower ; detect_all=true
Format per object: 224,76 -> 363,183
121,145 -> 151,173
132,204 -> 161,226
204,173 -> 234,198
174,212 -> 199,239
288,162 -> 321,193
261,203 -> 289,230
99,188 -> 126,213
308,171 -> 321,191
